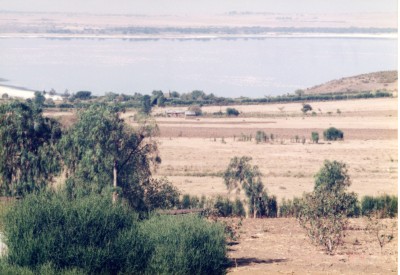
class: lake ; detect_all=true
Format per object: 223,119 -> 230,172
0,37 -> 397,97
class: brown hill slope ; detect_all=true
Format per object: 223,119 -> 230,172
304,71 -> 398,95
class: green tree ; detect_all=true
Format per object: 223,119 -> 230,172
73,91 -> 91,100
323,127 -> 344,141
301,103 -> 312,114
0,102 -> 62,196
223,156 -> 266,218
298,160 -> 358,253
226,107 -> 239,116
141,95 -> 152,115
59,104 -> 160,208
151,90 -> 164,106
311,132 -> 319,143
33,91 -> 46,107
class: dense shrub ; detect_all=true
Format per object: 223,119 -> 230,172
226,107 -> 240,116
323,127 -> 344,141
311,132 -> 319,143
255,130 -> 268,143
0,261 -> 85,275
141,214 -> 227,275
213,196 -> 245,217
361,195 -> 398,218
4,192 -> 150,274
279,197 -> 303,218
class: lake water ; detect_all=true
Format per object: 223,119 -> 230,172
0,37 -> 397,97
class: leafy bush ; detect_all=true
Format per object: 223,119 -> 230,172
141,214 -> 227,275
361,195 -> 398,218
255,130 -> 268,143
323,127 -> 344,141
298,160 -> 357,253
226,107 -> 240,116
311,132 -> 319,143
144,178 -> 180,211
4,192 -> 150,274
279,197 -> 303,218
213,196 -> 245,217
301,103 -> 312,114
0,261 -> 85,275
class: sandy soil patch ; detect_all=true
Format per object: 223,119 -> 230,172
226,218 -> 397,274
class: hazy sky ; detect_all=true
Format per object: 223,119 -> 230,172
0,0 -> 397,15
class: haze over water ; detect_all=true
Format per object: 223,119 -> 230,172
0,37 -> 397,97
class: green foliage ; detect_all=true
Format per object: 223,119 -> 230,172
3,192 -> 150,274
301,103 -> 312,114
311,132 -> 319,143
0,261 -> 86,275
143,178 -> 180,211
59,104 -> 159,210
0,102 -> 62,196
223,156 -> 267,218
213,196 -> 245,217
33,91 -> 45,107
298,160 -> 358,253
180,194 -> 192,209
73,91 -> 91,100
141,214 -> 227,275
279,197 -> 303,217
323,127 -> 344,141
361,195 -> 397,218
141,95 -> 152,115
226,107 -> 239,116
255,130 -> 268,143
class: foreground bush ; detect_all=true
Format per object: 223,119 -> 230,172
0,261 -> 85,275
4,192 -> 150,274
141,214 -> 227,275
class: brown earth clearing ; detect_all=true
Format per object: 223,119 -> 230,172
46,97 -> 398,274
225,218 -> 397,274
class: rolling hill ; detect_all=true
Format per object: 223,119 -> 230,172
304,71 -> 397,95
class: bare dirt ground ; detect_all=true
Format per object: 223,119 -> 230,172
226,218 -> 397,274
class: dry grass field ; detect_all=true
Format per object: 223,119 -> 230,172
151,97 -> 398,274
150,98 -> 397,202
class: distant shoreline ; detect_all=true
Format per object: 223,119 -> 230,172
0,33 -> 397,40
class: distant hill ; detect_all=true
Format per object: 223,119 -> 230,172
304,71 -> 398,95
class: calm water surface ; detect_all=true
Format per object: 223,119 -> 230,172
0,38 -> 397,97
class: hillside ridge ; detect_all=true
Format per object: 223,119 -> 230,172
304,70 -> 397,95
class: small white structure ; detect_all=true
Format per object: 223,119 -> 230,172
184,111 -> 196,117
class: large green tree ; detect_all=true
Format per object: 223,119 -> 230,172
0,102 -> 62,196
60,104 -> 160,209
